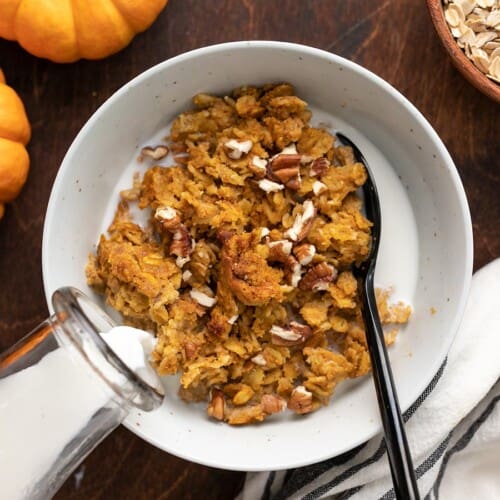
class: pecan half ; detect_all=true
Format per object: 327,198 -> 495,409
270,321 -> 313,346
299,262 -> 337,291
288,386 -> 314,414
285,200 -> 316,242
268,154 -> 302,190
262,394 -> 286,414
207,389 -> 225,421
293,243 -> 316,266
310,157 -> 330,177
140,145 -> 169,161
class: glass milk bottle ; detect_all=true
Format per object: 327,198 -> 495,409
0,287 -> 164,500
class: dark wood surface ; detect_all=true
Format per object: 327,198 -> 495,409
0,1 -> 498,498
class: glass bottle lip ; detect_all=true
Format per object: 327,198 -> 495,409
51,287 -> 164,412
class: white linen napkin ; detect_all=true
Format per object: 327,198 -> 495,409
238,259 -> 500,500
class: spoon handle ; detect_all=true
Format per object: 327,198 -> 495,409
361,270 -> 420,500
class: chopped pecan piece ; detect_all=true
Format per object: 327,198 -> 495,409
173,153 -> 189,165
285,200 -> 316,242
207,389 -> 225,421
183,340 -> 198,360
140,145 -> 169,161
225,404 -> 266,425
248,156 -> 268,177
284,255 -> 302,287
310,157 -> 330,177
227,314 -> 239,325
312,180 -> 327,195
293,243 -> 316,265
189,289 -> 217,307
155,206 -> 194,267
251,353 -> 267,366
287,386 -> 314,414
170,226 -> 194,267
259,227 -> 270,239
258,179 -> 284,193
299,262 -> 337,291
216,229 -> 234,243
155,206 -> 181,230
270,321 -> 313,346
224,139 -> 253,159
279,143 -> 298,154
268,239 -> 293,261
262,394 -> 286,414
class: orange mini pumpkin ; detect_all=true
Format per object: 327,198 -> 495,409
0,0 -> 168,63
0,69 -> 30,219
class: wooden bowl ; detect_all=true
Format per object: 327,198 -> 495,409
427,0 -> 500,103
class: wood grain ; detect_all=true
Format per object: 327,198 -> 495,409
0,1 -> 498,498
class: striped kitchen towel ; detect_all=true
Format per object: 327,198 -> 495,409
238,259 -> 500,500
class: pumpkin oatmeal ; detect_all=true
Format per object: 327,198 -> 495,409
86,83 -> 411,425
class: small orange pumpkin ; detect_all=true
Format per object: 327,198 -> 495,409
0,0 -> 168,63
0,69 -> 30,219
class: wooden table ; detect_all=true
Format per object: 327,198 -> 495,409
1,1 -> 498,498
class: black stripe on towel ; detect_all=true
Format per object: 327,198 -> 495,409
261,471 -> 276,500
303,439 -> 387,500
336,485 -> 364,499
378,432 -> 453,500
433,391 -> 500,499
403,360 -> 447,422
296,360 -> 447,500
274,441 -> 369,500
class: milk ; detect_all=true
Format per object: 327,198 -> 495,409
0,326 -> 161,500
101,326 -> 164,396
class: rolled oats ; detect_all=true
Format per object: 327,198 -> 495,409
443,0 -> 500,83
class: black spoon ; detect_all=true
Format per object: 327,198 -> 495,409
336,133 -> 420,500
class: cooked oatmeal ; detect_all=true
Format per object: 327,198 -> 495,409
86,83 -> 411,425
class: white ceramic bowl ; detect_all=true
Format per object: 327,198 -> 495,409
43,41 -> 473,471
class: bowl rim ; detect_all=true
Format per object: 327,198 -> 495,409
426,0 -> 500,103
42,40 -> 473,469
